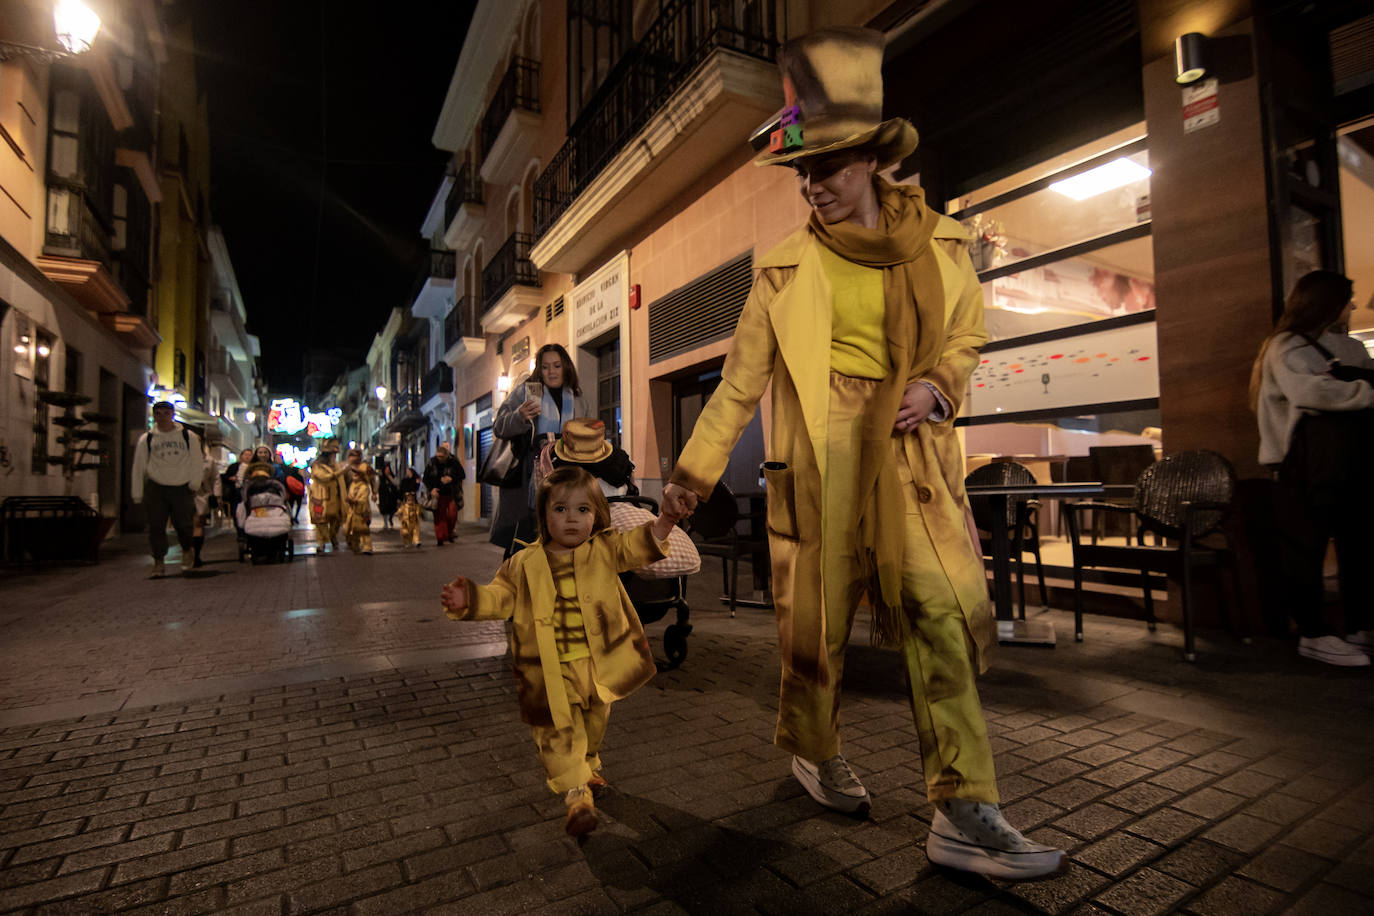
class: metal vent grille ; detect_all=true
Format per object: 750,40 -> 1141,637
545,296 -> 565,323
1331,13 -> 1374,90
648,252 -> 753,364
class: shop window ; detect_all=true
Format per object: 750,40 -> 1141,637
954,126 -> 1161,475
595,339 -> 620,444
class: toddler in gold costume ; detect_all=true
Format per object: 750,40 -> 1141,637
440,467 -> 684,835
397,491 -> 422,549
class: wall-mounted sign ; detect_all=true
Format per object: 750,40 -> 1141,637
1182,78 -> 1219,133
511,336 -> 530,368
268,398 -> 307,435
572,253 -> 627,346
305,407 -> 342,438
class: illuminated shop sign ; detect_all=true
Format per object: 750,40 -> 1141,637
276,444 -> 317,468
267,398 -> 342,438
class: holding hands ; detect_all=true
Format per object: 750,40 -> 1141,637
660,482 -> 698,519
652,498 -> 688,542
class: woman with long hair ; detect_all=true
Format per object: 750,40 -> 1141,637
490,342 -> 589,553
1251,270 -> 1374,666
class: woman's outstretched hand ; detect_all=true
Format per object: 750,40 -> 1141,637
661,482 -> 698,518
441,578 -> 469,612
894,382 -> 938,433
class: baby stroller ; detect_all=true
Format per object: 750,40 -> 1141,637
608,495 -> 694,668
236,475 -> 295,564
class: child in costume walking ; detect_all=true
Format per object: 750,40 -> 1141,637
398,490 -> 422,549
441,466 -> 683,835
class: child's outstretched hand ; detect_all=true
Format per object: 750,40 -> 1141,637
441,577 -> 469,612
652,503 -> 685,542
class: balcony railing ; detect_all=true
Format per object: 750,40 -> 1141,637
482,234 -> 539,313
443,159 -> 484,228
480,57 -> 540,158
534,0 -> 777,238
444,297 -> 473,350
430,249 -> 456,280
421,363 -> 454,405
391,387 -> 421,414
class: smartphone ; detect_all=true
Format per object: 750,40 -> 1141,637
525,381 -> 543,404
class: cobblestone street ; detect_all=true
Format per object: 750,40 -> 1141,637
1,520 -> 1372,914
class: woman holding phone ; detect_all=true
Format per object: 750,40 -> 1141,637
491,343 -> 589,553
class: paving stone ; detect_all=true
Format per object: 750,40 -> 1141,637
1127,808 -> 1209,846
1282,818 -> 1363,859
1184,875 -> 1284,915
0,866 -> 107,909
1171,787 -> 1247,820
1147,766 -> 1214,792
1084,761 -> 1154,788
37,874 -> 173,913
1093,866 -> 1195,915
1236,843 -> 1331,893
1053,803 -> 1133,841
1285,881 -> 1374,916
1202,812 -> 1281,854
1104,782 -> 1178,814
1152,838 -> 1246,888
1006,862 -> 1111,916
111,839 -> 229,885
1242,791 -> 1315,826
1072,832 -> 1166,877
1040,778 -> 1111,811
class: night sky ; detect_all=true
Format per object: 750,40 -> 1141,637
188,1 -> 474,395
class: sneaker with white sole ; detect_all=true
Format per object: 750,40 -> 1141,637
1298,635 -> 1371,667
926,799 -> 1066,880
792,754 -> 871,816
1346,630 -> 1374,655
148,559 -> 165,579
180,550 -> 195,572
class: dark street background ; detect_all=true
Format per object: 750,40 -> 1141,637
189,0 -> 474,393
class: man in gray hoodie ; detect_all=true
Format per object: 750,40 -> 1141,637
132,401 -> 203,577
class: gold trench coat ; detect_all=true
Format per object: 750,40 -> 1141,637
447,524 -> 667,729
308,460 -> 344,521
669,216 -> 993,677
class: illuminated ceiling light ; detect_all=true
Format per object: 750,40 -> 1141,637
1174,32 -> 1208,85
496,374 -> 511,393
37,344 -> 51,357
53,0 -> 101,55
1049,157 -> 1152,201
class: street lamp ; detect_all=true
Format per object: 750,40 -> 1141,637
374,385 -> 387,401
244,410 -> 256,423
0,0 -> 101,62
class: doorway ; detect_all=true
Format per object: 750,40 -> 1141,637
671,367 -> 765,497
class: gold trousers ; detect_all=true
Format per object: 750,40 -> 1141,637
775,372 -> 998,803
313,518 -> 339,547
529,657 -> 610,794
399,515 -> 420,545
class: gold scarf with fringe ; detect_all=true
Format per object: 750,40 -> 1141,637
807,178 -> 946,647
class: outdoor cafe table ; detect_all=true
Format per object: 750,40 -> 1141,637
964,481 -> 1106,647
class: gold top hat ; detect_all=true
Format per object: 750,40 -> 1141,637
319,437 -> 340,453
554,418 -> 614,464
749,27 -> 918,170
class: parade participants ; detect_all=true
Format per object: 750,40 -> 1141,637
308,438 -> 344,553
132,401 -> 203,578
423,444 -> 465,546
660,28 -> 1064,879
398,490 -> 422,549
223,447 -> 253,532
378,464 -> 400,529
440,467 -> 683,836
491,344 -> 589,553
340,448 -> 378,555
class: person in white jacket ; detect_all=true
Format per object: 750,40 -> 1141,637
1252,270 -> 1374,667
132,401 -> 204,578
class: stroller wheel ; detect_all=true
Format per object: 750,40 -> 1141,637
663,624 -> 689,667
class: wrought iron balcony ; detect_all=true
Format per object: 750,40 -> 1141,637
534,0 -> 777,240
443,159 -> 484,229
444,297 -> 473,350
421,363 -> 454,405
430,249 -> 456,280
482,234 -> 539,314
480,57 -> 540,159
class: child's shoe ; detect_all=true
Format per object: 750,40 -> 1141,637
564,785 -> 598,836
588,770 -> 609,799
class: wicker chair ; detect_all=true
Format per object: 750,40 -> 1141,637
1063,449 -> 1242,661
965,461 -> 1047,619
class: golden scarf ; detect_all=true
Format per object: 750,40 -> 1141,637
808,178 -> 946,647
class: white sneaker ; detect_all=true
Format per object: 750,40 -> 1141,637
1346,630 -> 1374,655
148,559 -> 165,579
792,754 -> 871,815
1298,635 -> 1371,667
180,550 -> 195,572
927,799 -> 1066,880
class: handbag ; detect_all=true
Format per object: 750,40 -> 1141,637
478,434 -> 525,487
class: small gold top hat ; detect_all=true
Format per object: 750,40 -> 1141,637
749,27 -> 918,170
319,437 -> 340,453
554,418 -> 614,464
